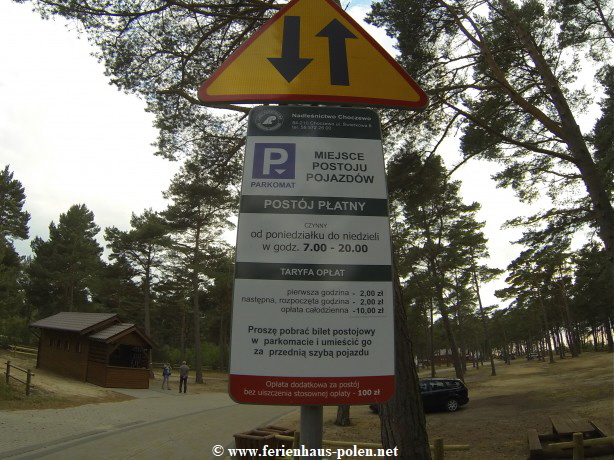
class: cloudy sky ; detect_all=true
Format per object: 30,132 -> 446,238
1,1 -> 180,256
1,0 -> 552,307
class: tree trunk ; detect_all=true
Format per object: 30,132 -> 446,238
429,259 -> 463,380
437,298 -> 464,380
454,271 -> 467,374
498,0 -> 614,312
605,318 -> 613,353
335,405 -> 351,427
180,301 -> 187,362
472,266 -> 496,376
219,314 -> 226,371
379,272 -> 431,459
538,295 -> 556,364
501,327 -> 511,365
429,299 -> 436,378
193,223 -> 203,384
557,278 -> 580,357
144,264 -> 154,378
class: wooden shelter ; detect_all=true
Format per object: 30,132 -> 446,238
30,312 -> 154,389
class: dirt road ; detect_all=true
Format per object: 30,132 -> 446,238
0,389 -> 294,459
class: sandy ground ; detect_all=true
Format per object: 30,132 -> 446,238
0,351 -> 227,410
2,350 -> 612,459
273,351 -> 614,459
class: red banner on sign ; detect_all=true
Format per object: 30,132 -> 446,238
229,374 -> 394,405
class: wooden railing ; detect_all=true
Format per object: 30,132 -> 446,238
9,344 -> 38,358
4,360 -> 35,396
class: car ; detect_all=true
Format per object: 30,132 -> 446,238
526,352 -> 541,360
370,377 -> 469,413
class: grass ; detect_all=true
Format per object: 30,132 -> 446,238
0,378 -> 63,410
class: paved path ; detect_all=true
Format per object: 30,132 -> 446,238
0,388 -> 296,460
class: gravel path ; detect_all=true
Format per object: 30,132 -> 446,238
1,388 -> 295,459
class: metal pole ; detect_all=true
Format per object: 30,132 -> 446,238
300,405 -> 323,459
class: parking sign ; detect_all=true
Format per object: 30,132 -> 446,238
229,105 -> 395,405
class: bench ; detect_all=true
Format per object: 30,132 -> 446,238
550,415 -> 594,438
527,429 -> 543,459
590,421 -> 611,438
528,417 -> 614,459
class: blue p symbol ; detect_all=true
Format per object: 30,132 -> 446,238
253,143 -> 296,179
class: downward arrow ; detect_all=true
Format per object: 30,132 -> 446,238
316,19 -> 357,86
268,16 -> 313,82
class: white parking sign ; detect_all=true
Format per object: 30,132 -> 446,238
229,106 -> 395,405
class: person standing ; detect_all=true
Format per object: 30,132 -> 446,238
179,361 -> 189,393
161,363 -> 171,390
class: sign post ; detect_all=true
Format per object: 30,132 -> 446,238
229,105 -> 395,406
197,0 -> 428,450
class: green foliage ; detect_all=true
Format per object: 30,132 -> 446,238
388,147 -> 499,376
162,156 -> 238,250
155,344 -> 183,366
591,65 -> 614,191
155,341 -> 221,370
0,166 -> 30,322
570,242 -> 613,325
0,378 -> 21,401
105,209 -> 172,338
0,165 -> 30,242
105,210 -> 171,290
369,0 -> 614,276
0,241 -> 25,317
201,342 -> 221,370
0,315 -> 33,346
161,155 -> 237,381
26,204 -> 104,316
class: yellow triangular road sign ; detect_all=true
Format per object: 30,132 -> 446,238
198,0 -> 428,109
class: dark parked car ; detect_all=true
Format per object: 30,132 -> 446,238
370,377 -> 469,413
420,378 -> 469,412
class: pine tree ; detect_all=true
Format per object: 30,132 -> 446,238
105,209 -> 171,352
0,165 -> 30,242
0,165 -> 30,324
27,204 -> 103,315
162,157 -> 237,384
369,0 -> 614,293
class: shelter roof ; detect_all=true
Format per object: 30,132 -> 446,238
30,312 -> 119,335
89,323 -> 155,348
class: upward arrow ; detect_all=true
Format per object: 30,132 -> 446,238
316,19 -> 357,86
268,16 -> 313,82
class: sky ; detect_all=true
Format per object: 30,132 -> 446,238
1,1 -> 180,256
0,0 -> 555,308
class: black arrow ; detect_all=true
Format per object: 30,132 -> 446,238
268,16 -> 313,82
316,19 -> 357,86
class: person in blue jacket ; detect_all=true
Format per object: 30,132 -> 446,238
161,363 -> 171,390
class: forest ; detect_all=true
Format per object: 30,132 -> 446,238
1,0 -> 612,458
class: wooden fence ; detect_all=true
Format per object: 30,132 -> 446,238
566,433 -> 614,460
9,344 -> 38,358
4,360 -> 35,395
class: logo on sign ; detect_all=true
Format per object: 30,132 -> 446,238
253,143 -> 296,179
254,108 -> 285,131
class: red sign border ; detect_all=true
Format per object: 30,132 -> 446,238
229,374 -> 395,405
197,0 -> 428,109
